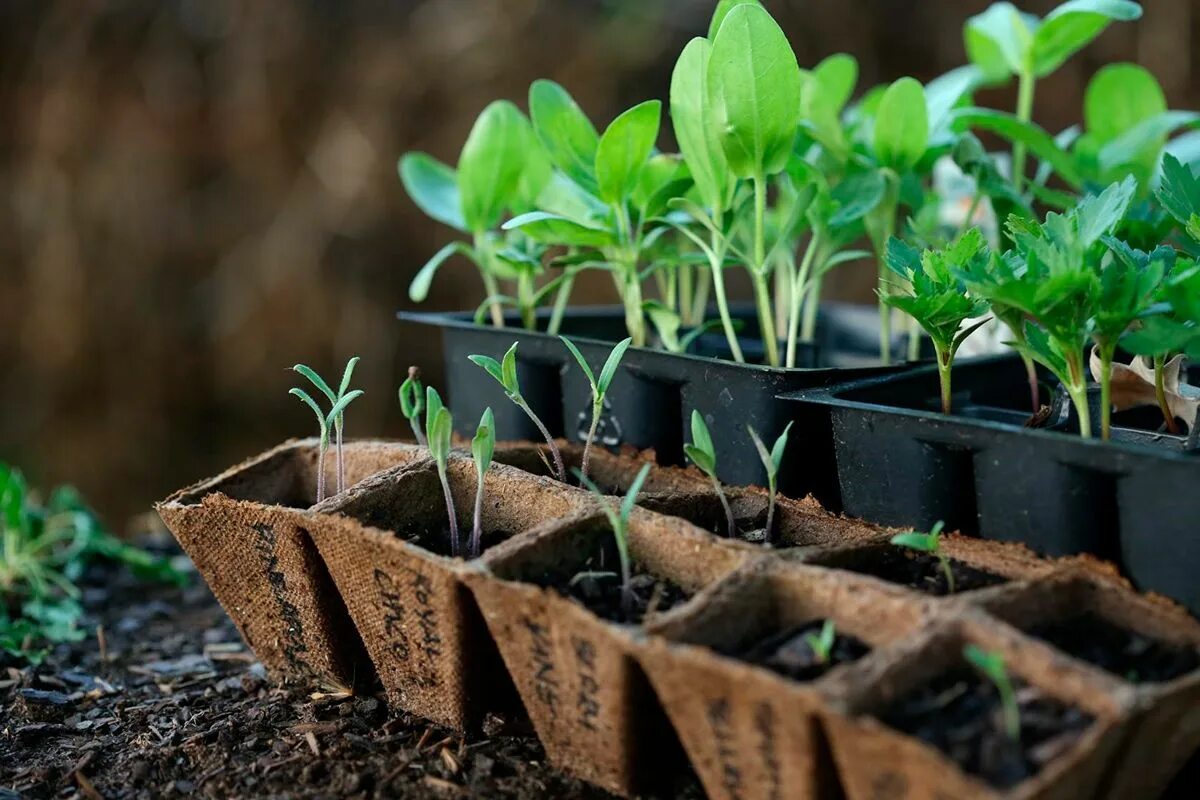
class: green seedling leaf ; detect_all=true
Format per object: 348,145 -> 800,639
890,521 -> 945,554
529,79 -> 600,192
596,337 -> 633,396
501,342 -> 520,395
964,644 -> 1021,740
289,388 -> 329,443
707,0 -> 761,40
804,619 -> 837,664
338,357 -> 360,398
671,38 -> 730,214
1033,0 -> 1143,78
595,100 -> 662,205
458,100 -> 529,233
1157,154 -> 1200,229
747,422 -> 792,483
874,78 -> 929,171
1099,112 -> 1200,175
1085,64 -> 1165,148
829,170 -> 887,227
643,301 -> 683,352
398,369 -> 424,419
409,241 -> 473,302
325,389 -> 364,429
504,211 -> 613,248
951,108 -> 1083,187
293,364 -> 336,404
399,153 -> 466,231
468,354 -> 504,387
560,336 -> 596,392
685,410 -> 717,475
620,462 -> 653,524
472,408 -> 496,475
1076,176 -> 1137,247
964,3 -> 1034,82
707,3 -> 802,179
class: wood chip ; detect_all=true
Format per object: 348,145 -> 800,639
439,746 -> 460,775
75,771 -> 104,800
422,776 -> 466,795
304,730 -> 320,757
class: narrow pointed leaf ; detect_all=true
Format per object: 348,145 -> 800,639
560,336 -> 596,392
596,338 -> 633,396
292,365 -> 336,404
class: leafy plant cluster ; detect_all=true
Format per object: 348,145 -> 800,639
400,0 -> 1200,439
1,464 -> 184,664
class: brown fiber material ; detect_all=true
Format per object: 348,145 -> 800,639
155,439 -> 424,687
971,574 -> 1200,800
306,456 -> 592,731
491,439 -> 712,496
821,615 -> 1133,800
638,561 -> 929,800
464,509 -> 754,797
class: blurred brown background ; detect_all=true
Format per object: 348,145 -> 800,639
1,0 -> 1195,526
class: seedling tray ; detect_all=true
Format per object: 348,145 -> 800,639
399,302 -> 916,507
787,354 -> 1200,615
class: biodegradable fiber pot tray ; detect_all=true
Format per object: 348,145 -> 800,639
787,354 -> 1200,614
155,439 -> 425,688
305,455 -> 593,732
400,303 -> 912,507
463,509 -> 755,797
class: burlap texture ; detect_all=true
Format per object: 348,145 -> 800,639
307,455 -> 593,731
465,510 -> 755,796
639,561 -> 929,800
155,439 -> 424,687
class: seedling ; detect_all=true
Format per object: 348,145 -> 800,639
398,366 -> 427,446
576,462 -> 652,620
425,387 -> 460,557
804,619 -> 837,665
685,410 -> 735,539
560,335 -> 632,483
890,521 -> 954,594
964,644 -> 1021,741
469,342 -> 566,482
883,230 -> 991,414
747,422 -> 793,543
292,358 -> 364,497
469,408 -> 496,558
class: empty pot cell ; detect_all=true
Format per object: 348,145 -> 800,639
823,617 -> 1130,800
974,575 -> 1200,800
639,564 -> 928,800
306,458 -> 591,731
155,439 -> 422,688
467,510 -> 750,796
491,441 -> 710,497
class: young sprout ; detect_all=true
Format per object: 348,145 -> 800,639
469,343 -> 566,483
747,422 -> 793,544
964,644 -> 1021,741
804,619 -> 837,665
685,410 -> 735,539
469,408 -> 496,559
890,521 -> 954,594
398,366 -> 427,446
293,358 -> 363,495
576,462 -> 652,621
425,387 -> 460,557
560,335 -> 633,483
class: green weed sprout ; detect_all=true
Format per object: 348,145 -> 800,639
560,335 -> 633,483
576,462 -> 652,620
805,619 -> 838,665
292,358 -> 364,498
686,410 -> 735,539
399,366 -> 427,446
425,387 -> 460,557
470,408 -> 496,559
964,644 -> 1021,741
469,342 -> 566,482
747,422 -> 793,543
883,230 -> 991,414
890,521 -> 954,594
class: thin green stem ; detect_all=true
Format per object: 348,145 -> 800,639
335,421 -> 345,494
787,234 -> 821,367
709,230 -> 744,362
937,346 -> 954,415
751,175 -> 779,367
710,473 -> 736,539
800,273 -> 823,344
438,466 -> 460,557
1065,352 -> 1092,438
764,484 -> 777,545
316,444 -> 327,504
1099,343 -> 1116,441
1154,354 -> 1181,434
548,270 -> 576,336
580,402 -> 601,484
690,263 -> 712,326
939,553 -> 956,595
753,275 -> 780,366
475,234 -> 505,328
470,479 -> 484,558
1013,70 -> 1036,194
516,396 -> 566,481
679,264 -> 695,325
517,267 -> 536,330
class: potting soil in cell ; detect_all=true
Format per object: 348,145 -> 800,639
841,547 -> 1007,596
1029,613 -> 1200,685
729,620 -> 871,682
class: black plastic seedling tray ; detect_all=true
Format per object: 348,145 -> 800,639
787,353 -> 1200,614
398,303 -> 915,505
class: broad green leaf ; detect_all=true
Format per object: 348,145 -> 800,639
829,170 -> 886,227
684,444 -> 715,475
560,336 -> 596,391
398,153 -> 466,231
409,241 -> 473,302
813,53 -> 858,114
925,66 -> 984,140
1033,0 -> 1143,78
534,172 -> 610,223
1099,112 -> 1200,173
671,38 -> 730,213
951,108 -> 1083,187
467,355 -> 504,386
689,409 -> 715,461
874,78 -> 928,171
458,101 -> 529,233
595,100 -> 662,205
513,113 -> 554,213
964,3 -> 1034,82
1085,64 -> 1165,145
707,3 -> 802,179
501,342 -> 520,394
632,154 -> 687,214
597,337 -> 633,395
504,211 -> 613,248
890,531 -> 937,552
529,80 -> 600,192
425,385 -> 445,427
707,0 -> 761,40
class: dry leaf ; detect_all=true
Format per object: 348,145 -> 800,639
1090,349 -> 1199,430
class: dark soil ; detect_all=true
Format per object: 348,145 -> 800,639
1028,613 -> 1200,685
401,528 -> 513,560
877,668 -> 1093,789
835,547 -> 1007,596
730,621 -> 870,682
557,567 -> 691,626
0,551 -> 701,799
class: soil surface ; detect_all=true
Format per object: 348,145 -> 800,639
877,668 -> 1093,789
558,567 -> 690,625
732,621 -> 870,682
836,547 -> 1007,596
1029,613 -> 1200,685
0,556 -> 701,799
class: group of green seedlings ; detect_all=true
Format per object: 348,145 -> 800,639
401,0 -> 1200,431
1,464 -> 182,664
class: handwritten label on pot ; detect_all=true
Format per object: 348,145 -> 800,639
523,616 -> 559,720
252,522 -> 309,674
